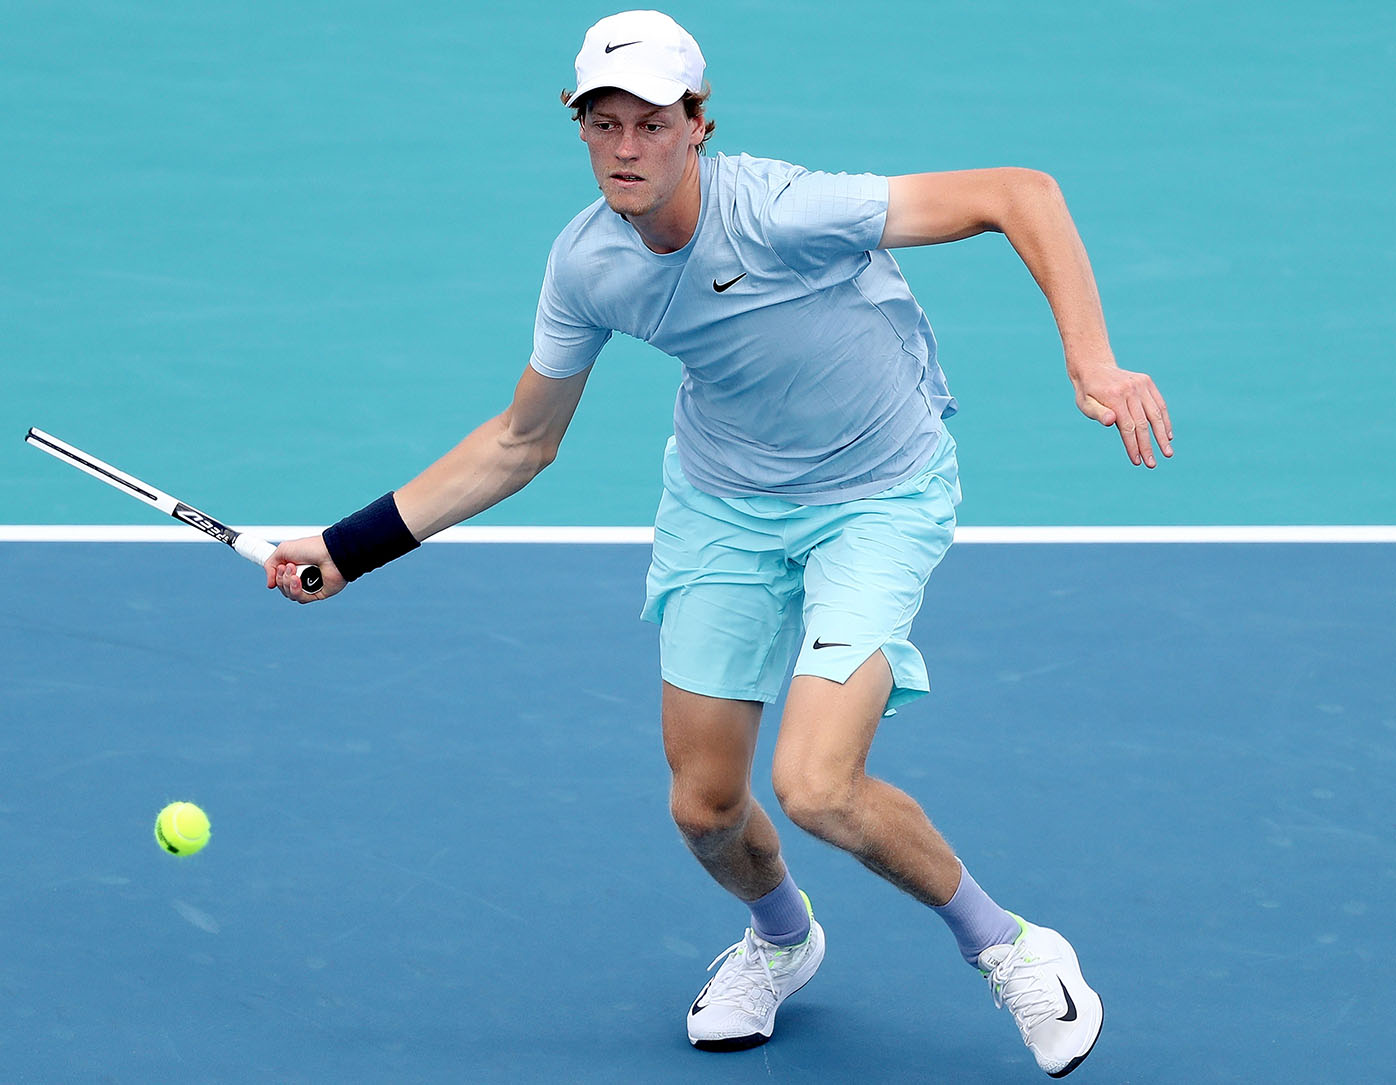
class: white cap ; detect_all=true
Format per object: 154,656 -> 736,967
571,10 -> 706,107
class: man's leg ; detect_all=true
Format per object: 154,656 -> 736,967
773,650 -> 1034,957
664,681 -> 826,1051
772,651 -> 1103,1078
771,651 -> 963,905
661,682 -> 784,901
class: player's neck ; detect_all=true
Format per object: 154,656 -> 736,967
627,153 -> 703,255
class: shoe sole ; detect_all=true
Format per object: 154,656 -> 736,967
1048,1002 -> 1103,1078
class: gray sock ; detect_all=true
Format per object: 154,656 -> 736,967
931,860 -> 1021,967
747,871 -> 810,946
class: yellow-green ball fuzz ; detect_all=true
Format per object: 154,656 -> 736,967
155,802 -> 211,856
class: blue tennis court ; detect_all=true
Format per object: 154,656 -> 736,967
3,0 -> 1394,1081
3,540 -> 1393,1082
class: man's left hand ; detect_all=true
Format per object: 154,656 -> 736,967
1072,364 -> 1173,468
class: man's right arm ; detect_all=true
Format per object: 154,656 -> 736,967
266,364 -> 592,602
395,364 -> 592,539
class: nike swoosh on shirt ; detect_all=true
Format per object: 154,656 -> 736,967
605,40 -> 641,52
713,273 -> 746,292
812,638 -> 851,650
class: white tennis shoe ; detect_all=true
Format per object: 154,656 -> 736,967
977,915 -> 1103,1078
687,893 -> 825,1051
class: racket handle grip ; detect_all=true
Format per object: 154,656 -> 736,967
235,535 -> 325,594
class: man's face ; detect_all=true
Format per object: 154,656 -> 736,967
580,89 -> 703,219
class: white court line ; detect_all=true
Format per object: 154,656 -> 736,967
1,525 -> 1395,544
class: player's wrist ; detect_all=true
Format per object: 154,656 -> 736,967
1063,343 -> 1116,382
322,492 -> 420,582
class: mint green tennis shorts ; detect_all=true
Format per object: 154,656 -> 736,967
641,431 -> 960,712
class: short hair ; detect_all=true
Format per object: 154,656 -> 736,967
560,84 -> 716,153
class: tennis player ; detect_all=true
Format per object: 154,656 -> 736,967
269,10 -> 1170,1077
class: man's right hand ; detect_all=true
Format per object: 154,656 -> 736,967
265,536 -> 345,603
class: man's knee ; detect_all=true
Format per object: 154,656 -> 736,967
662,683 -> 762,845
669,776 -> 752,844
773,667 -> 887,839
771,758 -> 859,838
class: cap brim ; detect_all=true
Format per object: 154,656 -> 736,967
571,72 -> 690,108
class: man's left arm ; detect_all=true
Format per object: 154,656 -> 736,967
881,168 -> 1172,468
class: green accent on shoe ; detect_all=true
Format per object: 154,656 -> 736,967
980,913 -> 1032,977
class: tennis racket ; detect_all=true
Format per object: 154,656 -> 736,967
25,428 -> 324,593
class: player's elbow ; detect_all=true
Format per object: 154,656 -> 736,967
997,168 -> 1065,228
531,439 -> 562,473
498,416 -> 563,477
995,166 -> 1059,197
1014,167 -> 1060,193
512,435 -> 561,479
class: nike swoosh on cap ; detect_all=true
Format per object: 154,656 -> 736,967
604,40 -> 641,52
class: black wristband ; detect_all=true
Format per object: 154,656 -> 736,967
322,492 -> 420,582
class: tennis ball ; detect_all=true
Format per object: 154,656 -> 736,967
155,801 -> 211,857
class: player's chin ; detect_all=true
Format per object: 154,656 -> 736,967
600,186 -> 651,217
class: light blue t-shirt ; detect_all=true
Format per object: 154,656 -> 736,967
529,152 -> 957,504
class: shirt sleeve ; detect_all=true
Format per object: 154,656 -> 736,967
762,168 -> 889,288
528,247 -> 613,378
